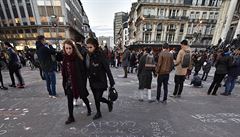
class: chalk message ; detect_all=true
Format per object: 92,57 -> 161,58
191,113 -> 240,124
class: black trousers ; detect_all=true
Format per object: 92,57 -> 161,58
0,70 -> 4,86
67,92 -> 91,118
173,75 -> 185,96
201,72 -> 209,81
156,74 -> 169,101
208,74 -> 226,95
92,89 -> 110,113
123,67 -> 128,77
9,68 -> 24,86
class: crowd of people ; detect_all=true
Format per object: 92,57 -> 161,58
1,36 -> 240,125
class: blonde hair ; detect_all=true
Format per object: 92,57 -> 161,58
62,39 -> 83,60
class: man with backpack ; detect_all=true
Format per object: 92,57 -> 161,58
171,40 -> 191,98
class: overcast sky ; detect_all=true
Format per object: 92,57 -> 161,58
81,0 -> 137,37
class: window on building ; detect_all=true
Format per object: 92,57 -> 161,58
167,34 -> 174,43
211,25 -> 215,35
156,33 -> 161,42
157,23 -> 162,31
38,6 -> 47,16
202,12 -> 207,19
3,0 -> 12,19
190,12 -> 195,19
54,6 -> 62,17
187,24 -> 192,34
180,24 -> 184,32
214,12 -> 219,19
46,6 -> 54,16
0,4 -> 6,20
196,12 -> 200,19
37,0 -> 45,6
182,10 -> 187,17
209,12 -> 214,19
19,4 -> 26,18
26,2 -> 33,17
160,9 -> 164,18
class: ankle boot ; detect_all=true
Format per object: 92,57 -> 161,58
93,112 -> 102,120
86,104 -> 91,116
65,117 -> 75,125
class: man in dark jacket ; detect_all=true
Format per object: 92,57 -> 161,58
155,43 -> 174,104
36,35 -> 57,98
221,49 -> 240,95
4,42 -> 24,88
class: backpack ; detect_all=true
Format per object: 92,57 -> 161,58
181,50 -> 191,68
145,54 -> 155,70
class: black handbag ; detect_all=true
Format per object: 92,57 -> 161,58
108,87 -> 118,102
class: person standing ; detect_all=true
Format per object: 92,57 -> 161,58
221,49 -> 240,96
171,40 -> 191,98
62,40 -> 91,124
0,51 -> 8,90
207,48 -> 232,95
155,43 -> 174,104
86,38 -> 115,120
122,46 -> 130,78
36,35 -> 57,98
137,47 -> 156,103
4,42 -> 25,88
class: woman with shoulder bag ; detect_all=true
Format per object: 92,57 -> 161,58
86,38 -> 115,120
62,40 -> 91,124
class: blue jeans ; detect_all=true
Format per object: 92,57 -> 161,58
225,76 -> 237,94
44,71 -> 56,96
157,74 -> 169,101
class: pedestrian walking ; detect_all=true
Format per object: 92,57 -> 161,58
86,38 -> 115,120
62,39 -> 91,124
207,48 -> 232,95
4,42 -> 25,88
171,40 -> 191,98
155,43 -> 174,104
0,51 -> 8,90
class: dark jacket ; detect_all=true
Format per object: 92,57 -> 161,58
215,54 -> 232,75
6,48 -> 20,70
36,43 -> 56,72
138,53 -> 154,89
122,48 -> 130,67
62,55 -> 89,99
228,56 -> 240,77
202,59 -> 212,73
88,50 -> 115,90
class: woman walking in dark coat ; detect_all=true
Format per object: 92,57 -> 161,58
86,38 -> 115,120
62,40 -> 91,124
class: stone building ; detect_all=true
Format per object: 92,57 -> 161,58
128,0 -> 222,48
212,0 -> 240,46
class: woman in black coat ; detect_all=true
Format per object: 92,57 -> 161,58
62,40 -> 91,124
86,38 -> 115,120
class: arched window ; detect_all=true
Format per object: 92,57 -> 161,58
157,23 -> 162,31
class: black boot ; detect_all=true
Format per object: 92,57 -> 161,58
93,112 -> 102,120
108,101 -> 113,112
65,117 -> 75,125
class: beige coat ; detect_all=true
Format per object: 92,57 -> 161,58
174,45 -> 191,76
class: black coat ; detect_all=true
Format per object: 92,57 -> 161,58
62,57 -> 89,99
88,51 -> 115,90
138,54 -> 154,89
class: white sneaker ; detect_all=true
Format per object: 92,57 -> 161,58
49,95 -> 52,98
73,99 -> 78,106
52,96 -> 57,99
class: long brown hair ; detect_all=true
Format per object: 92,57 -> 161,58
62,39 -> 83,60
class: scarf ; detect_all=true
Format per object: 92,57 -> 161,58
63,54 -> 80,99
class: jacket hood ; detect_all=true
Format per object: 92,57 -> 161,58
182,45 -> 191,52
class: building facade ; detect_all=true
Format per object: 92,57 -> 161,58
98,36 -> 115,50
212,0 -> 240,45
0,0 -> 91,50
128,0 -> 222,48
113,12 -> 128,45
